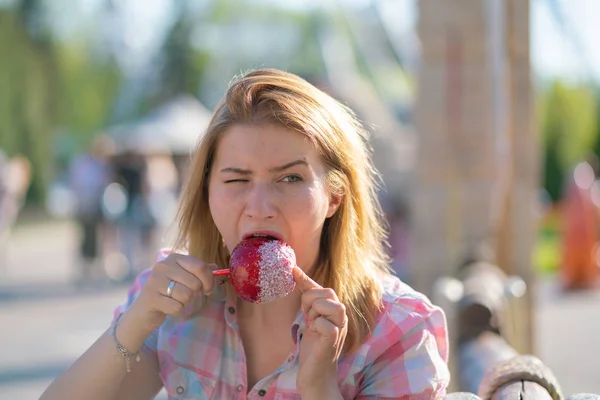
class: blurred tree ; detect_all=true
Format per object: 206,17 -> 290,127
592,87 -> 600,164
539,80 -> 598,203
153,2 -> 209,106
0,0 -> 358,206
0,3 -> 58,203
55,43 -> 122,141
188,0 -> 327,108
0,1 -> 123,205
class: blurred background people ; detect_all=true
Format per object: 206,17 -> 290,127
68,136 -> 113,282
109,150 -> 154,280
0,150 -> 31,272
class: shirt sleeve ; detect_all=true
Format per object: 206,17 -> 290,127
111,249 -> 172,354
356,298 -> 450,400
111,268 -> 159,354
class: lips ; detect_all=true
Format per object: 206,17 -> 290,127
242,231 -> 283,241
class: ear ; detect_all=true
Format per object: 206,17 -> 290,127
326,193 -> 343,218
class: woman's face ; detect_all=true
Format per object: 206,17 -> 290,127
208,124 -> 341,273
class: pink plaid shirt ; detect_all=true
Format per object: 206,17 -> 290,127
114,255 -> 449,399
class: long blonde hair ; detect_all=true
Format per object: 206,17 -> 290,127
174,69 -> 391,352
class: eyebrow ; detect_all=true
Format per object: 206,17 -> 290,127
220,159 -> 309,174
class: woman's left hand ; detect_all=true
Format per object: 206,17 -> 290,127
293,267 -> 348,399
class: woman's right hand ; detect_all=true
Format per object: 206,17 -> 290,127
125,253 -> 217,334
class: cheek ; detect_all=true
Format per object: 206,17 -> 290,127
208,186 -> 236,238
312,182 -> 333,217
291,186 -> 330,226
287,188 -> 329,270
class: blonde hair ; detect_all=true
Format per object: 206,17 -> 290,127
174,69 -> 391,352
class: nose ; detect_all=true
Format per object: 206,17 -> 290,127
244,183 -> 277,220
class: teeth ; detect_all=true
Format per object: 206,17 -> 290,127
252,234 -> 268,237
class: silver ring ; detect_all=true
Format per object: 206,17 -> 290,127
166,280 -> 176,298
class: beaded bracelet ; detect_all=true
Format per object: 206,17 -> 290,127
110,313 -> 141,372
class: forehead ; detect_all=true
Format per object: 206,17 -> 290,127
213,124 -> 320,165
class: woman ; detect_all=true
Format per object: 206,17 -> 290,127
41,69 -> 449,399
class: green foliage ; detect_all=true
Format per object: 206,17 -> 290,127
0,0 -> 343,206
533,213 -> 561,275
154,13 -> 208,106
54,43 -> 122,140
0,6 -> 123,204
0,10 -> 57,202
539,80 -> 599,202
592,88 -> 600,162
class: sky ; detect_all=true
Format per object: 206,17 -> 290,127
115,0 -> 600,84
2,0 -> 600,83
531,0 -> 600,82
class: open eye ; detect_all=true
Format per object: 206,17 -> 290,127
281,175 -> 302,183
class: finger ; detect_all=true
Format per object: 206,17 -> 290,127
301,287 -> 339,303
154,294 -> 185,316
155,259 -> 204,295
292,266 -> 322,293
158,278 -> 194,307
306,298 -> 347,328
308,316 -> 340,341
300,287 -> 338,314
172,254 -> 217,295
309,316 -> 347,361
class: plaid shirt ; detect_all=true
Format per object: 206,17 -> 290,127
114,254 -> 449,400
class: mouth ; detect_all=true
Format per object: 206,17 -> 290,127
242,231 -> 283,242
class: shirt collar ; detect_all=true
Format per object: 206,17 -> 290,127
222,282 -> 306,343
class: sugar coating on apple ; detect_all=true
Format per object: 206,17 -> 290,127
228,237 -> 296,303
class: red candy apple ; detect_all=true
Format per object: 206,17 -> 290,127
213,237 -> 296,303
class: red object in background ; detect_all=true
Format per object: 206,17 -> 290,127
560,162 -> 600,290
